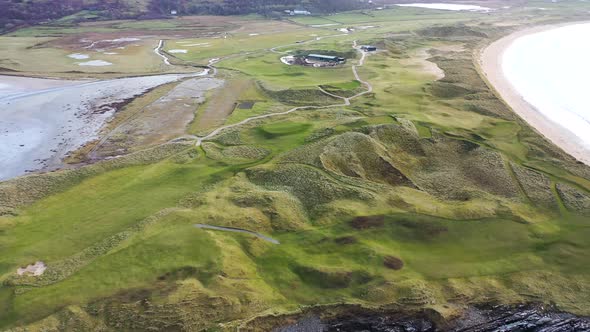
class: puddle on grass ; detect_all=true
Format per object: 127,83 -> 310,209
77,60 -> 113,66
68,53 -> 90,59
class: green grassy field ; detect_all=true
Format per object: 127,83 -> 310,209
0,36 -> 169,74
1,2 -> 590,330
163,25 -> 337,65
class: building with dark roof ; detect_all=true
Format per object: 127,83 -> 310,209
305,54 -> 345,64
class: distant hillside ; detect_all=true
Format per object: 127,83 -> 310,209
0,0 -> 133,31
147,0 -> 367,15
0,0 -> 368,32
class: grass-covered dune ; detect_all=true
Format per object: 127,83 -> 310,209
1,2 -> 590,330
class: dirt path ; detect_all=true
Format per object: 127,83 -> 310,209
351,40 -> 373,98
195,40 -> 371,146
318,86 -> 351,105
194,224 -> 280,244
154,40 -> 171,66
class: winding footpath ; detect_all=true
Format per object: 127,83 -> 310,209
194,40 -> 372,146
351,40 -> 373,98
154,40 -> 171,66
194,224 -> 280,244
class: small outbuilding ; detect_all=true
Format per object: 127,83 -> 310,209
290,10 -> 311,15
360,45 -> 377,52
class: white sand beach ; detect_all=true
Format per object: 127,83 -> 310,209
480,22 -> 590,165
77,60 -> 113,66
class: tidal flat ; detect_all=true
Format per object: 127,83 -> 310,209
0,72 -> 205,180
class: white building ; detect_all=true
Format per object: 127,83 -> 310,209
290,10 -> 311,15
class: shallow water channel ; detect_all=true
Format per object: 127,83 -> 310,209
0,72 -> 206,181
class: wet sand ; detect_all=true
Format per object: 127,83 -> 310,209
0,75 -> 82,99
0,72 -> 207,181
479,22 -> 590,165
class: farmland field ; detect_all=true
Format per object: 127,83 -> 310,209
1,1 -> 590,330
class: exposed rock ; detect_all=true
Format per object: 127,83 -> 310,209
272,304 -> 590,332
452,304 -> 590,332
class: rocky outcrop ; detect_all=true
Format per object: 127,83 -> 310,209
270,304 -> 590,332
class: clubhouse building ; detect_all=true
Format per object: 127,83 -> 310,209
305,54 -> 346,65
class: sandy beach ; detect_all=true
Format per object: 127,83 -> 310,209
479,22 -> 590,166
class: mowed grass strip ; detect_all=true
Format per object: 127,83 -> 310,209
0,156 -> 233,280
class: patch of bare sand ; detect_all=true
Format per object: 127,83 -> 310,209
400,43 -> 466,81
431,43 -> 465,53
17,261 -> 46,276
479,22 -> 590,165
400,48 -> 445,80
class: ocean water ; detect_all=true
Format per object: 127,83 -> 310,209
503,23 -> 590,148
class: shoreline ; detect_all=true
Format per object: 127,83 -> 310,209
0,72 -> 205,181
479,22 -> 590,166
247,302 -> 590,331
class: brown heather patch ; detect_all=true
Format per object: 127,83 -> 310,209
334,236 -> 357,245
350,215 -> 385,230
383,256 -> 404,270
